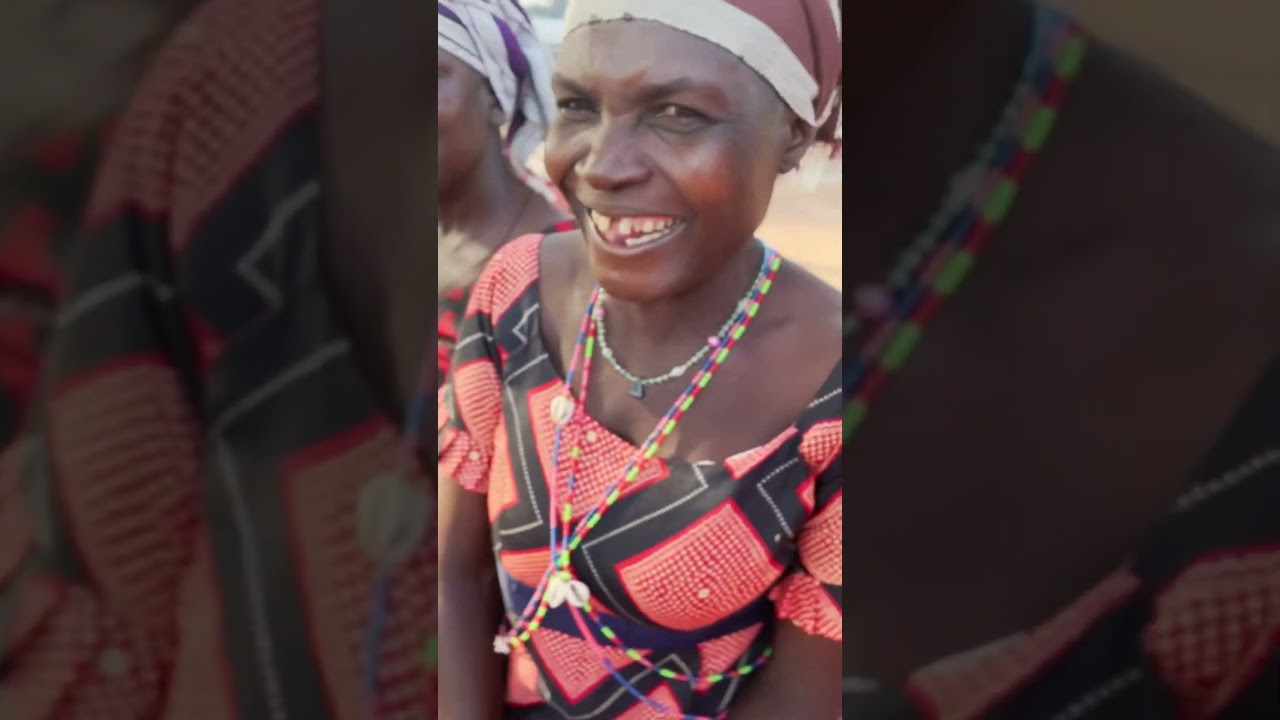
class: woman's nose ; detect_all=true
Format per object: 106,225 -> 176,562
578,121 -> 651,192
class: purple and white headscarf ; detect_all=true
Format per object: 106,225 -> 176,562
438,1 -> 557,184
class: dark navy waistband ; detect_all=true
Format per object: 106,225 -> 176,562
501,571 -> 770,653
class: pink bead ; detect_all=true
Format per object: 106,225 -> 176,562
854,284 -> 894,320
707,336 -> 720,348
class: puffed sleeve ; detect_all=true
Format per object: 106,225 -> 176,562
770,421 -> 842,641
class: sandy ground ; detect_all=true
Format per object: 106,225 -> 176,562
759,1 -> 1280,294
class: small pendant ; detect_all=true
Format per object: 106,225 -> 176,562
629,381 -> 645,399
492,635 -> 512,655
550,395 -> 575,426
546,575 -> 592,609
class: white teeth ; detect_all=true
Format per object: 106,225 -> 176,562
587,210 -> 682,247
590,211 -> 612,233
623,221 -> 682,247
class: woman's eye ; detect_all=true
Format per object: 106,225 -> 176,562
653,104 -> 708,130
556,98 -> 596,119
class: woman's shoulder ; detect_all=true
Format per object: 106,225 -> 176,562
116,0 -> 319,132
468,233 -> 547,319
85,0 -> 320,229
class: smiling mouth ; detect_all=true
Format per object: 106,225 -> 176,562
587,210 -> 686,249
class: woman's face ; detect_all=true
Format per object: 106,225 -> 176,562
437,47 -> 499,192
544,20 -> 809,302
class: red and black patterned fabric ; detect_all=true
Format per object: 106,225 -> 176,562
0,133 -> 102,448
438,234 -> 843,718
0,0 -> 434,717
845,358 -> 1280,720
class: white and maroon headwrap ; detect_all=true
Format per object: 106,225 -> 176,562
438,0 -> 558,183
562,0 -> 843,152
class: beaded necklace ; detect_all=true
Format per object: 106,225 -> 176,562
844,9 -> 1087,445
595,302 -> 740,398
489,245 -> 780,719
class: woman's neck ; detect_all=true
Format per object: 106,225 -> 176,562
599,241 -> 765,352
842,0 -> 1033,283
438,151 -> 533,249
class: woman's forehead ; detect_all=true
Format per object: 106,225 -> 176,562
554,20 -> 760,96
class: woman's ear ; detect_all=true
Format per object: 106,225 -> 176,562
779,115 -> 818,174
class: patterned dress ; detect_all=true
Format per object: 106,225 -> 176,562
0,0 -> 435,717
846,357 -> 1280,720
0,133 -> 103,448
438,234 -> 843,718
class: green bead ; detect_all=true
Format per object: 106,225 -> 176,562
518,631 -> 530,641
983,178 -> 1018,223
561,504 -> 572,523
731,325 -> 745,340
606,488 -> 620,505
535,606 -> 547,618
626,649 -> 643,661
528,619 -> 540,631
747,302 -> 760,317
570,446 -> 580,459
843,399 -> 868,440
881,323 -> 923,371
933,250 -> 974,296
658,668 -> 678,680
738,665 -> 755,676
557,551 -> 569,567
1022,106 -> 1057,152
760,279 -> 773,293
679,396 -> 694,412
585,336 -> 595,357
586,513 -> 600,528
715,348 -> 729,364
1056,36 -> 1088,78
625,466 -> 640,481
662,419 -> 676,436
708,673 -> 725,685
697,374 -> 711,388
601,626 -> 617,640
568,536 -> 582,551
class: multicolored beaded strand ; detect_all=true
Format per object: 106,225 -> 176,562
496,246 -> 779,648
494,246 -> 781,718
844,11 -> 1087,445
845,4 -> 1061,338
564,250 -> 780,718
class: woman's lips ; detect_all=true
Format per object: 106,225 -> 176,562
587,210 -> 685,248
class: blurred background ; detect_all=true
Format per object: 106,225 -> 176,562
757,0 -> 1280,294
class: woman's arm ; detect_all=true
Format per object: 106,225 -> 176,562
437,475 -> 508,720
436,244 -> 522,719
726,622 -> 842,719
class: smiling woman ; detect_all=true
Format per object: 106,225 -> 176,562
436,1 -> 843,719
